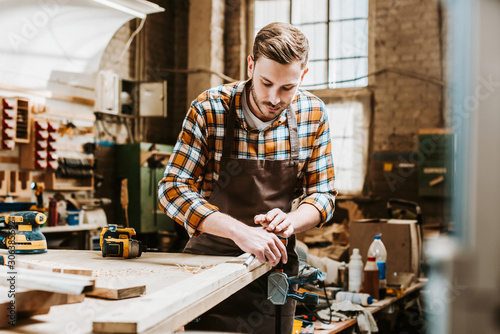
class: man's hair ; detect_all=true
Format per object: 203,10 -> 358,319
253,22 -> 309,69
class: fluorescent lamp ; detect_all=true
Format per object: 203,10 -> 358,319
91,0 -> 147,19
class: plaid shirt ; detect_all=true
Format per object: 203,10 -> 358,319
158,80 -> 337,236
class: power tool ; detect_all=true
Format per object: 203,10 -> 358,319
30,182 -> 46,211
0,211 -> 48,254
266,237 -> 326,334
100,224 -> 156,259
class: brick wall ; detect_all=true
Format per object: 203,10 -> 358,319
372,0 -> 443,152
99,22 -> 134,79
143,0 -> 189,145
361,0 -> 448,228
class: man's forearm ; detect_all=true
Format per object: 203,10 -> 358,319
289,203 -> 322,234
197,211 -> 248,240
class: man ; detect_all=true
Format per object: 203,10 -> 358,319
158,22 -> 337,333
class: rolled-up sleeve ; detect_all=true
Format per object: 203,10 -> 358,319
300,110 -> 337,226
158,104 -> 218,237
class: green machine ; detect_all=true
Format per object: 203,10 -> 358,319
418,129 -> 454,197
116,142 -> 175,233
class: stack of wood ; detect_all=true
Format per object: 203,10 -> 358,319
0,266 -> 95,327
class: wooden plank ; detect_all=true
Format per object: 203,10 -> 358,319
4,250 -> 232,299
85,284 -> 146,300
0,267 -> 95,295
92,254 -> 272,333
0,287 -> 85,328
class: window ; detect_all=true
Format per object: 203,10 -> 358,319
253,0 -> 369,90
325,97 -> 370,194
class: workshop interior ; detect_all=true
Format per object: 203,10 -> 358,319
0,0 -> 498,333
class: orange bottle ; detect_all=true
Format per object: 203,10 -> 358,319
363,256 -> 379,300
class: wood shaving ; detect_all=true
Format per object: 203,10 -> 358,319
175,263 -> 214,274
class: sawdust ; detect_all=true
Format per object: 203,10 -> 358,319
175,263 -> 214,274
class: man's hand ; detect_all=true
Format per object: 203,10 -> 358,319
198,212 -> 288,266
233,225 -> 288,266
254,208 -> 295,238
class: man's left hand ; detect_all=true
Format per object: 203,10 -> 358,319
254,208 -> 295,238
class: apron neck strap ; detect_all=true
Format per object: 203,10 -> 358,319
223,90 -> 299,161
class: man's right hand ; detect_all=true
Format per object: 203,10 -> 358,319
198,211 -> 288,267
232,225 -> 288,266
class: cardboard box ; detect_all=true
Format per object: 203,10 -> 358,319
350,219 -> 422,279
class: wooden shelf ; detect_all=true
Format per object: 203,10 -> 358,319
44,172 -> 94,191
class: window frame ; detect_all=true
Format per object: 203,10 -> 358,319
249,0 -> 374,90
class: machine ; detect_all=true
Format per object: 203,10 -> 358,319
0,211 -> 47,254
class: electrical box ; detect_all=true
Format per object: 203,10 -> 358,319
139,81 -> 167,117
116,142 -> 174,233
95,70 -> 120,114
418,128 -> 454,197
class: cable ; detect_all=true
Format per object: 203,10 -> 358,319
116,18 -> 146,64
150,66 -> 239,83
303,67 -> 445,89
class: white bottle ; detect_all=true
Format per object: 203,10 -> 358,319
368,234 -> 387,298
336,291 -> 374,306
348,248 -> 363,292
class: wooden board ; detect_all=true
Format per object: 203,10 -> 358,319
0,287 -> 84,328
0,250 -> 271,333
0,267 -> 94,295
93,254 -> 271,333
0,250 -> 239,299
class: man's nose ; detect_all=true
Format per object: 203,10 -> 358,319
268,88 -> 280,105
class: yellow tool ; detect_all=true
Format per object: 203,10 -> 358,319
100,224 -> 156,259
30,182 -> 46,211
0,211 -> 47,254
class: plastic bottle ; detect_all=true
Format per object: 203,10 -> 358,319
368,234 -> 387,299
337,261 -> 349,291
335,291 -> 374,306
363,256 -> 379,299
48,198 -> 58,227
4,194 -> 14,203
348,248 -> 363,292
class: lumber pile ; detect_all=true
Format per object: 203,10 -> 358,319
0,267 -> 91,328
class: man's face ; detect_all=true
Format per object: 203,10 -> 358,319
247,56 -> 308,122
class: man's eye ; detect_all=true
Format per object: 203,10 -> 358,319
263,83 -> 272,87
282,87 -> 293,91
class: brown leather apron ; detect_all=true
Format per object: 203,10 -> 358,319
183,93 -> 300,333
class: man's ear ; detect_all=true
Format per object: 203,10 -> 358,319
247,55 -> 255,78
299,68 -> 309,87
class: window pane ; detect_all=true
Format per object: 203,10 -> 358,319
298,23 -> 327,61
254,0 -> 290,32
292,0 -> 327,24
327,100 -> 369,194
329,57 -> 368,88
330,0 -> 369,20
302,60 -> 327,89
330,20 -> 368,59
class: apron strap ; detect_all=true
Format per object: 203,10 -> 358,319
223,96 -> 237,158
286,103 -> 299,161
223,89 -> 300,162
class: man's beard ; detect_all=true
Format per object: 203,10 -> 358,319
249,84 -> 289,120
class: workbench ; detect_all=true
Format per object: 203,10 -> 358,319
0,250 -> 272,333
315,280 -> 427,333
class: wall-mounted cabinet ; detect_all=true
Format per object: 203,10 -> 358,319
116,142 -> 174,234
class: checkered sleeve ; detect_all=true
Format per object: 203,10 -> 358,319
299,104 -> 337,226
158,102 -> 218,237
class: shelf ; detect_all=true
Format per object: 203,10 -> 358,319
44,172 -> 94,191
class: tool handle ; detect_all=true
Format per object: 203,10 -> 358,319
289,291 -> 319,305
243,254 -> 255,267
